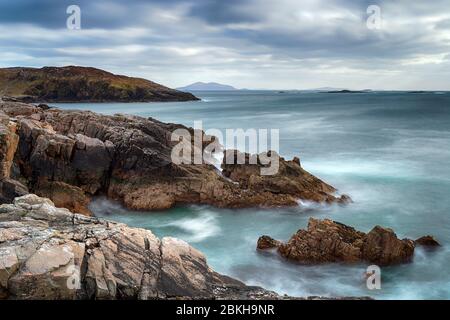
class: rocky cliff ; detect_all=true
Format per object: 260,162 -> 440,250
0,101 -> 348,213
0,66 -> 199,103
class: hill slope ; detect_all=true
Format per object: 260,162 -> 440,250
177,82 -> 237,91
0,66 -> 199,102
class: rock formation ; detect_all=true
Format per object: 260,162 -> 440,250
0,194 -> 286,300
415,235 -> 440,247
222,150 -> 351,204
256,235 -> 282,250
0,101 -> 347,213
0,110 -> 28,204
0,66 -> 199,103
257,218 -> 439,266
0,195 -> 374,300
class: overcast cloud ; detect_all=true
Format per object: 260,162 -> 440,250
0,0 -> 449,90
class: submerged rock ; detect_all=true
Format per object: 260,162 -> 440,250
0,101 -> 346,212
415,235 -> 441,247
257,218 -> 436,266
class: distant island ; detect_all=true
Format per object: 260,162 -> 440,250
0,66 -> 199,103
308,87 -> 348,92
177,82 -> 237,91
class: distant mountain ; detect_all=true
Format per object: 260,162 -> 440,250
0,66 -> 199,103
306,87 -> 348,92
177,82 -> 237,91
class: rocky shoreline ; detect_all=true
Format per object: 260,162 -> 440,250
0,99 -> 363,300
0,100 -> 348,214
0,194 -> 275,299
0,194 -> 372,300
1,99 -> 438,300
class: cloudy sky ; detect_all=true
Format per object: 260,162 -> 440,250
0,0 -> 449,90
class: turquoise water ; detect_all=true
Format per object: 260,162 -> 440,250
54,91 -> 450,299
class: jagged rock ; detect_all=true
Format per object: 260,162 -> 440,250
257,236 -> 282,250
0,112 -> 29,204
0,101 -> 346,212
222,150 -> 351,204
258,218 -> 432,266
0,113 -> 19,180
16,118 -> 112,196
0,194 -> 285,300
362,226 -> 415,265
415,235 -> 440,247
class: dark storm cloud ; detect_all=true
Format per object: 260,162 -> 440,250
0,0 -> 178,28
0,0 -> 449,89
0,0 -> 68,28
187,0 -> 262,24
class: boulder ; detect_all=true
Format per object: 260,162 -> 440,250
0,179 -> 28,204
33,181 -> 92,216
277,219 -> 365,264
257,235 -> 282,250
259,218 -> 433,266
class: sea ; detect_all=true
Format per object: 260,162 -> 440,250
53,90 -> 450,299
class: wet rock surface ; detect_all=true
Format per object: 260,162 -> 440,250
258,218 -> 438,266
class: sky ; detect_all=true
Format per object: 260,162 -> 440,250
0,0 -> 449,90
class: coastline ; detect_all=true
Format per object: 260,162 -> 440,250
0,99 -> 356,300
0,93 -> 446,300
